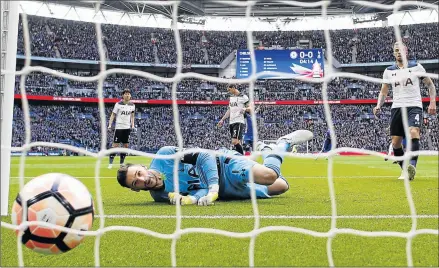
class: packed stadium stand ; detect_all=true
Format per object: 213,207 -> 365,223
14,71 -> 439,100
3,1 -> 439,266
12,15 -> 439,154
17,16 -> 439,64
12,102 -> 438,154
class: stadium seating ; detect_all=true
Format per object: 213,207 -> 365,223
12,103 -> 438,153
17,15 -> 439,65
14,71 -> 439,101
12,15 -> 438,154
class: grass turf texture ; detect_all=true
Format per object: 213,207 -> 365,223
1,155 -> 438,267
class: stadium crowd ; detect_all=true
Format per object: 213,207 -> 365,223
14,72 -> 438,101
12,103 -> 438,154
17,15 -> 439,65
11,15 -> 438,157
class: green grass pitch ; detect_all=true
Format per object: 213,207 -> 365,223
1,155 -> 438,267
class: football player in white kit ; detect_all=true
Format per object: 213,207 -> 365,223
217,85 -> 252,155
373,42 -> 437,180
107,89 -> 136,169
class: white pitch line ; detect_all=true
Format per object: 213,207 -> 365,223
284,175 -> 438,179
9,175 -> 438,180
98,214 -> 439,219
9,176 -> 116,179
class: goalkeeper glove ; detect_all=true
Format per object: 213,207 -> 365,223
168,192 -> 197,205
197,192 -> 218,206
198,185 -> 219,206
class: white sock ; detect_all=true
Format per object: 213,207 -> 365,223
387,143 -> 393,156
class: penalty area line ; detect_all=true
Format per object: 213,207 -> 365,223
97,215 -> 439,220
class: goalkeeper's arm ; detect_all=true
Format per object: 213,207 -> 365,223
172,151 -> 219,206
168,189 -> 210,205
196,153 -> 219,206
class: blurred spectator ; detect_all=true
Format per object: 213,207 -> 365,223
17,15 -> 439,65
12,103 -> 438,153
11,15 -> 439,155
14,71 -> 438,101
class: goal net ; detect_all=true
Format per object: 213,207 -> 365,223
1,0 -> 438,267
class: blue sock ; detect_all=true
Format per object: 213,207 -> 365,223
410,138 -> 420,167
262,142 -> 288,178
120,153 -> 127,164
109,153 -> 115,164
278,141 -> 290,153
261,142 -> 289,160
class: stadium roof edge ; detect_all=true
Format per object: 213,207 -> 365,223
19,1 -> 438,31
42,0 -> 439,18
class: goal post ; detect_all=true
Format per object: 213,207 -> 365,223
1,0 -> 20,216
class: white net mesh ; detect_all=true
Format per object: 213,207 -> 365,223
1,0 -> 439,267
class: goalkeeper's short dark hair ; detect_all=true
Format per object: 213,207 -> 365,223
117,163 -> 133,188
227,84 -> 236,90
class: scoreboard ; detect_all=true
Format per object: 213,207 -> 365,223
236,48 -> 325,79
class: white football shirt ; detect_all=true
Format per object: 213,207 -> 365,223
229,94 -> 249,125
112,101 -> 135,129
383,61 -> 426,109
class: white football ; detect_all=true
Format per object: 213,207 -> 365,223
11,173 -> 94,254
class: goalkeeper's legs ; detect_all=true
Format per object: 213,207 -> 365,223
253,130 -> 313,185
267,176 -> 289,196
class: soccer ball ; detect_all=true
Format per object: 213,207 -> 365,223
11,173 -> 94,254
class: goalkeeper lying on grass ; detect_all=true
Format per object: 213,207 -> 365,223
116,130 -> 313,206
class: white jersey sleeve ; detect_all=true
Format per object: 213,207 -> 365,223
417,63 -> 427,79
242,94 -> 249,104
382,68 -> 390,85
112,103 -> 120,114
